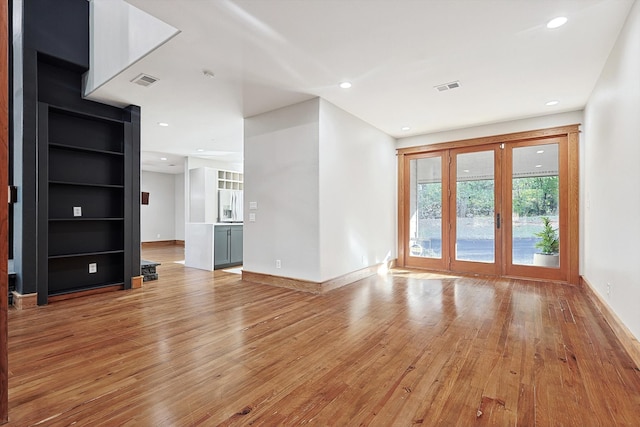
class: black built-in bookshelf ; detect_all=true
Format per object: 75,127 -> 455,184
10,0 -> 140,305
38,103 -> 137,300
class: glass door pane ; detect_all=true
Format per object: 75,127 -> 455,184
511,143 -> 560,268
409,156 -> 442,259
454,150 -> 496,263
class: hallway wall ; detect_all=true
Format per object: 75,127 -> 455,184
583,0 -> 640,340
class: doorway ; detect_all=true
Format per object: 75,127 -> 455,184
398,125 -> 579,284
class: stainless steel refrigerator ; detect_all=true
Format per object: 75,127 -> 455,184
218,189 -> 243,222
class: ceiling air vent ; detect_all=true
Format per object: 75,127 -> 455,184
435,80 -> 461,92
131,73 -> 159,87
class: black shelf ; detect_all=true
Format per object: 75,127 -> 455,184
49,181 -> 124,189
48,250 -> 125,260
49,108 -> 124,153
49,142 -> 124,157
48,251 -> 125,295
49,148 -> 124,186
49,104 -> 125,124
48,185 -> 123,218
48,282 -> 125,297
48,220 -> 124,257
49,217 -> 124,222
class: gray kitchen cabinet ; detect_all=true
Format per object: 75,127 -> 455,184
230,226 -> 243,265
214,225 -> 243,269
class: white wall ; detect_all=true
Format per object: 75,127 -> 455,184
244,98 -> 397,283
188,168 -> 217,223
583,0 -> 640,339
244,99 -> 321,281
141,171 -> 176,242
318,99 -> 396,280
174,173 -> 185,240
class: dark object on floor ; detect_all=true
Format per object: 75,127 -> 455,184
141,260 -> 160,281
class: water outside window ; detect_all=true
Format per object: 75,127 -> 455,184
512,143 -> 560,267
409,157 -> 442,258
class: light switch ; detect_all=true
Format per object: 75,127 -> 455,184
73,206 -> 82,217
88,263 -> 97,274
249,201 -> 258,210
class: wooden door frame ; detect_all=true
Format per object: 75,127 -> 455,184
503,137 -> 568,282
400,151 -> 449,271
1,0 -> 10,422
397,124 -> 580,285
448,144 -> 503,276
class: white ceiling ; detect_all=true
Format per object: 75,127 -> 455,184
87,0 -> 635,174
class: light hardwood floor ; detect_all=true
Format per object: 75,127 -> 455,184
6,246 -> 640,425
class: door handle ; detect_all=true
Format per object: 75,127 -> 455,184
496,213 -> 501,229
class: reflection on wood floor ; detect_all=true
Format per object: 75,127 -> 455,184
7,245 -> 640,425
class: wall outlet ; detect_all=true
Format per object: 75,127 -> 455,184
275,259 -> 281,269
156,233 -> 161,238
249,201 -> 258,210
88,263 -> 97,274
606,283 -> 612,297
249,213 -> 256,222
73,206 -> 82,217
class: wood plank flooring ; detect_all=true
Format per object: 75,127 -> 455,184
6,246 -> 640,425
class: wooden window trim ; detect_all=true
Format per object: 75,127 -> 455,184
397,124 -> 580,156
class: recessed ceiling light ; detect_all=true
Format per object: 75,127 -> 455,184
537,150 -> 544,154
401,126 -> 411,131
196,148 -> 205,152
535,164 -> 542,168
339,81 -> 352,89
545,100 -> 559,106
547,17 -> 568,29
160,157 -> 168,161
158,122 -> 169,127
464,169 -> 470,173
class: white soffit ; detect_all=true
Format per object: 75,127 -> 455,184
83,0 -> 180,96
